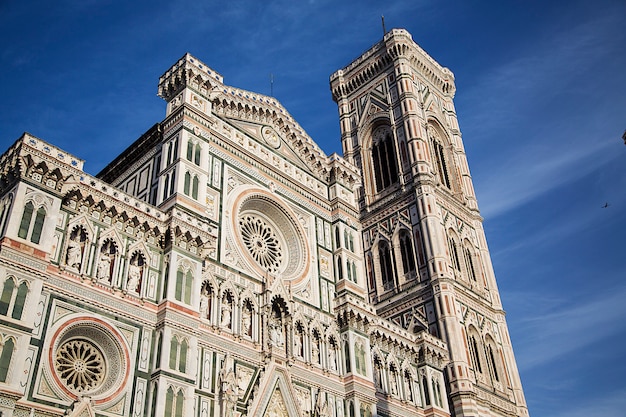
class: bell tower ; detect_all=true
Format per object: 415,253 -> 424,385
331,29 -> 528,417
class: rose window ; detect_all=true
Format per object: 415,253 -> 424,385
48,318 -> 130,404
232,192 -> 310,284
239,214 -> 283,273
55,339 -> 105,392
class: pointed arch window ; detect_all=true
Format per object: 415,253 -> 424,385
175,267 -> 193,305
399,230 -> 416,276
186,140 -> 201,166
166,137 -> 178,166
486,344 -> 500,382
169,336 -> 188,373
371,126 -> 398,192
192,175 -> 199,199
379,242 -> 394,291
164,386 -> 174,417
0,337 -> 14,382
431,134 -> 451,188
183,172 -> 191,196
422,375 -> 431,406
0,278 -> 15,316
175,389 -> 184,417
447,233 -> 461,273
0,278 -> 29,320
464,243 -> 478,282
18,201 -> 46,244
468,334 -> 483,374
11,282 -> 28,320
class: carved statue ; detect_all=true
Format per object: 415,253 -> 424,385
219,354 -> 238,417
404,374 -> 413,401
314,391 -> 329,417
127,261 -> 141,293
199,292 -> 209,319
66,236 -> 82,270
96,251 -> 111,280
390,371 -> 398,396
329,345 -> 337,371
221,300 -> 232,328
294,331 -> 302,356
242,307 -> 252,336
312,339 -> 320,364
269,315 -> 283,347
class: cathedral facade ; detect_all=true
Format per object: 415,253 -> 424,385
0,29 -> 527,417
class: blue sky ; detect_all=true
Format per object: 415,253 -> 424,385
1,1 -> 625,415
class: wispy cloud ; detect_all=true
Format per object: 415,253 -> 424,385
511,282 -> 626,371
476,137 -> 618,219
549,388 -> 626,417
461,7 -> 625,218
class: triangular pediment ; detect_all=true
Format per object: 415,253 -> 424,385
213,92 -> 331,179
226,119 -> 317,174
247,365 -> 302,417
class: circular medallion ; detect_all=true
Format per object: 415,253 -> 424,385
262,126 -> 281,149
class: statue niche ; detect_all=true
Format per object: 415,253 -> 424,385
65,226 -> 88,272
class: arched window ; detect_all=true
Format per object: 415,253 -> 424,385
422,375 -> 431,406
0,337 -> 14,382
335,227 -> 341,249
378,242 -> 394,291
155,333 -> 163,369
0,278 -> 29,320
166,138 -> 178,166
399,230 -> 416,276
431,132 -> 451,189
183,172 -> 191,195
164,386 -> 174,417
175,389 -> 184,417
433,377 -> 443,407
194,144 -> 201,166
11,282 -> 28,320
186,141 -> 201,166
18,202 -> 46,244
366,254 -> 375,289
344,341 -> 351,373
447,233 -> 460,273
169,170 -> 176,195
179,339 -> 188,373
336,256 -> 343,281
0,278 -> 15,316
169,336 -> 179,370
485,341 -> 500,382
169,335 -> 188,373
464,243 -> 478,282
175,267 -> 193,305
371,126 -> 398,192
192,175 -> 199,199
468,333 -> 483,374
